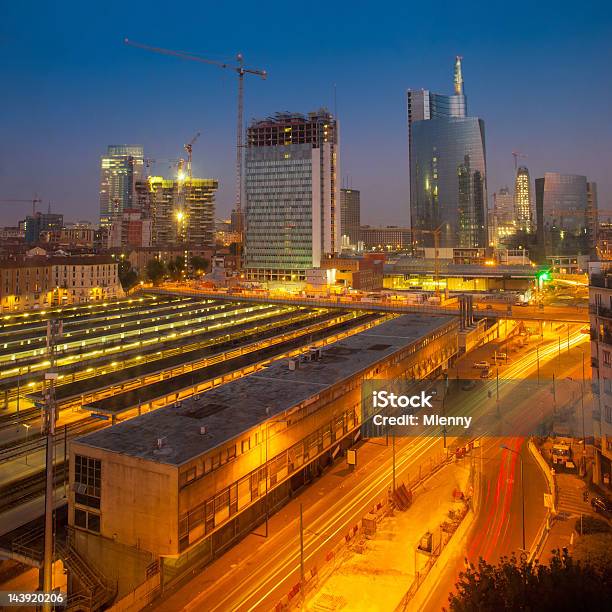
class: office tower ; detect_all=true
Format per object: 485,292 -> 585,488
514,166 -> 532,232
23,212 -> 64,243
340,188 -> 361,246
408,57 -> 487,249
135,177 -> 218,247
99,145 -> 144,227
244,109 -> 340,281
491,187 -> 515,246
535,172 -> 598,256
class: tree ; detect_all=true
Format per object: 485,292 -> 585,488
190,255 -> 209,276
447,551 -> 611,611
118,260 -> 138,292
166,256 -> 185,281
146,259 -> 165,285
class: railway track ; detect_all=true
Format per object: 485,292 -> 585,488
0,461 -> 68,514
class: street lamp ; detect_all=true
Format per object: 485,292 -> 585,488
500,445 -> 525,551
22,423 -> 31,465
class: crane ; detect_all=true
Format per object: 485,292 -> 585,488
184,131 -> 201,179
512,150 -> 527,171
124,39 -> 267,220
0,198 -> 42,216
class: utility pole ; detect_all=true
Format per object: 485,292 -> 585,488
43,319 -> 62,609
299,503 -> 305,585
392,429 -> 396,492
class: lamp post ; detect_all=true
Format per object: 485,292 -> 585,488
500,444 -> 525,551
22,423 -> 31,465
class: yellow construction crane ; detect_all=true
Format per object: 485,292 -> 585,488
124,39 -> 267,220
0,197 -> 42,216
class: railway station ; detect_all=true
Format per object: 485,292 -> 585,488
67,314 -> 458,600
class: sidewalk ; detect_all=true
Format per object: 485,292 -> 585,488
151,434 -> 449,612
303,461 -> 470,612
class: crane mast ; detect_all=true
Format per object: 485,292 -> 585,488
124,38 -> 267,251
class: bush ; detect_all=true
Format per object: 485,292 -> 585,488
575,515 -> 611,535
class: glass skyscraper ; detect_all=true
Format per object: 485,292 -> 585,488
535,172 -> 598,256
408,57 -> 487,248
244,110 -> 340,281
99,145 -> 144,227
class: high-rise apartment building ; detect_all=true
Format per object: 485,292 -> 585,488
408,57 -> 487,249
535,172 -> 598,256
514,166 -> 532,232
244,110 -> 340,281
340,188 -> 361,246
135,177 -> 218,247
99,145 -> 144,227
23,212 -> 64,243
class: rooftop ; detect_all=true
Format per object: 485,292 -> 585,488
74,314 -> 456,466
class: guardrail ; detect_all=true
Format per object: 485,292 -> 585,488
527,438 -> 557,562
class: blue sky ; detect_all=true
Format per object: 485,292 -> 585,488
1,0 -> 611,226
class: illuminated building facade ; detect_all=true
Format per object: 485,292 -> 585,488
0,255 -> 122,312
535,172 -> 598,256
408,57 -> 488,249
588,263 -> 612,490
491,187 -> 515,246
244,110 -> 340,281
135,177 -> 218,247
99,145 -> 144,227
514,166 -> 532,232
340,188 -> 361,246
67,315 -> 458,600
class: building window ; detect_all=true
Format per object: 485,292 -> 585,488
74,454 -> 101,509
74,508 -> 100,533
604,351 -> 611,368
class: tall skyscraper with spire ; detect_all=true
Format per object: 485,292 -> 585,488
408,57 -> 487,248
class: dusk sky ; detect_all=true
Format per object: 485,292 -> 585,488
2,0 -> 611,227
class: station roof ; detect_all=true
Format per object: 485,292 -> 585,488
74,314 -> 456,467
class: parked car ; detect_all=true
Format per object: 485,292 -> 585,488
493,352 -> 508,361
461,380 -> 477,391
473,361 -> 490,369
591,496 -> 612,519
480,368 -> 494,379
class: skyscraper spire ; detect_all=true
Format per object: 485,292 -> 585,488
454,55 -> 463,95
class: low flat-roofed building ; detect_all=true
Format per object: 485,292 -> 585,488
68,314 -> 458,599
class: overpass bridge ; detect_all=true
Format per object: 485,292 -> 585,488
146,287 -> 588,324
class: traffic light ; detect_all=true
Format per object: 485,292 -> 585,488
537,270 -> 550,282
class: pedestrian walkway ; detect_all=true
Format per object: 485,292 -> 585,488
556,473 -> 595,517
304,462 -> 470,612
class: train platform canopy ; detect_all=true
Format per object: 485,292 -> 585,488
74,314 -> 456,467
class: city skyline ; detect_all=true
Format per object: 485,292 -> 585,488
2,1 -> 611,227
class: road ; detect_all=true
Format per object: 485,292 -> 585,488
420,436 -> 548,612
151,327 -> 589,611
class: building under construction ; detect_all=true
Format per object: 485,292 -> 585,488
135,176 -> 218,247
244,110 -> 341,281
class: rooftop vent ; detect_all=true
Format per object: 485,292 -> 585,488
157,437 -> 167,449
199,426 -> 208,435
